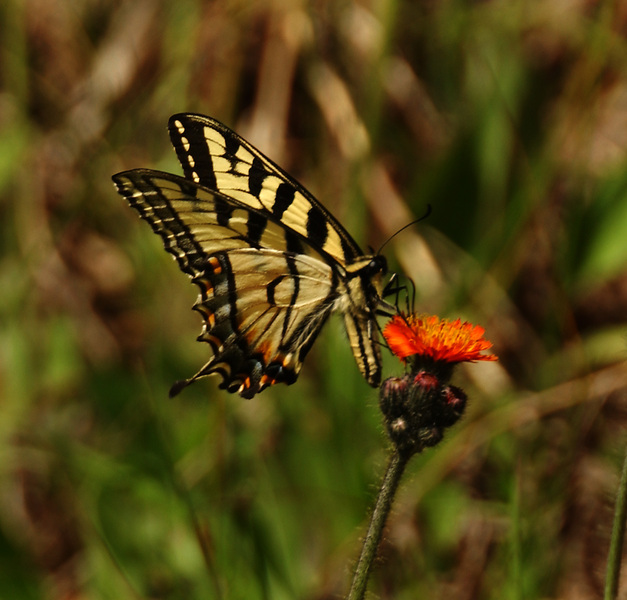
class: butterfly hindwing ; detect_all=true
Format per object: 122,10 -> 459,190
113,115 -> 388,397
187,248 -> 340,398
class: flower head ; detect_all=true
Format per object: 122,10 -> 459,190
379,314 -> 496,456
383,314 -> 498,364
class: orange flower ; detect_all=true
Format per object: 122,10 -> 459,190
383,314 -> 498,364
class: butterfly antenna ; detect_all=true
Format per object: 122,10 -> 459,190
376,204 -> 432,256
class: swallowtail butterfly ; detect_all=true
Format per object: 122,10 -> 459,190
113,114 -> 392,398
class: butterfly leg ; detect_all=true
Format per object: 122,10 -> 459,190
385,273 -> 417,315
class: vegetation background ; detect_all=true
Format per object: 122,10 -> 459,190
1,0 -> 627,598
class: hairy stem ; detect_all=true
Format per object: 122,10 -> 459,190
346,450 -> 410,600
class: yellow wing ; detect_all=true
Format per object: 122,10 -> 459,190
168,113 -> 364,266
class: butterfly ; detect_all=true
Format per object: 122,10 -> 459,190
113,113 -> 393,398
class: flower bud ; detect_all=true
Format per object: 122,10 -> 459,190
437,385 -> 468,427
379,376 -> 411,418
413,371 -> 439,391
417,426 -> 444,448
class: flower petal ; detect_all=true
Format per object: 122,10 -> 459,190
383,314 -> 498,364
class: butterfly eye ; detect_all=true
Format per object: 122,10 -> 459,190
367,255 -> 387,276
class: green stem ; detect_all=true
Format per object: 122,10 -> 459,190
346,450 -> 411,600
605,439 -> 627,600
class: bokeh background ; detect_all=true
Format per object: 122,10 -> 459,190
2,0 -> 627,598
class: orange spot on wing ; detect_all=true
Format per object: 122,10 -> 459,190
197,277 -> 213,295
238,377 -> 252,394
208,256 -> 222,274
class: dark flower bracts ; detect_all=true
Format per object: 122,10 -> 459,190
380,314 -> 497,457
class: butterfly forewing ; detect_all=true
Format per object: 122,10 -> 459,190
113,114 -> 387,397
114,170 -> 315,264
168,113 -> 363,266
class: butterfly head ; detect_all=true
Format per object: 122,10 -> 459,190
355,254 -> 389,310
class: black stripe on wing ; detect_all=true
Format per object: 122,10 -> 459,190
113,169 -> 207,277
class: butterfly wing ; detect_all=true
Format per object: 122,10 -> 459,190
113,169 -> 343,398
167,113 -> 364,265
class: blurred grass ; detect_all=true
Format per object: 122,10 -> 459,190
1,0 -> 627,598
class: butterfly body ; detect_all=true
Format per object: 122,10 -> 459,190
113,114 -> 389,398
